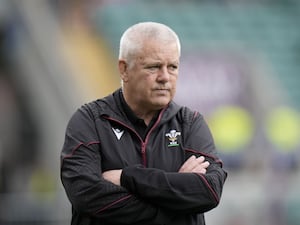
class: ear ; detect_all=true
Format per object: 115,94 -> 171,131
118,60 -> 129,82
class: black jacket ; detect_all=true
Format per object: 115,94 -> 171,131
61,89 -> 227,225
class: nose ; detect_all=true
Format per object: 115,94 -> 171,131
157,66 -> 170,83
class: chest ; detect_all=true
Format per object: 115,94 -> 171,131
97,119 -> 186,172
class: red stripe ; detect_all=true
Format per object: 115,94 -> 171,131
184,148 -> 223,166
61,141 -> 100,167
192,111 -> 199,120
197,173 -> 219,203
95,195 -> 132,214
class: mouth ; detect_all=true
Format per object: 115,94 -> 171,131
154,87 -> 170,91
153,89 -> 170,96
154,88 -> 169,92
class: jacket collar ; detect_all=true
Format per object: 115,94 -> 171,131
98,88 -> 182,124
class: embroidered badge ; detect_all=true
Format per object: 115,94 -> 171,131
165,129 -> 181,147
112,127 -> 124,140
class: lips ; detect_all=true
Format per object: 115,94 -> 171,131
154,89 -> 169,93
153,89 -> 170,97
154,87 -> 170,91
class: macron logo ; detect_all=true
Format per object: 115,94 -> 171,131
112,127 -> 124,140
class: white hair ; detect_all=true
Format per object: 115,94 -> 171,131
118,22 -> 181,66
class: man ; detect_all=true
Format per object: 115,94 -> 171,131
60,22 -> 227,225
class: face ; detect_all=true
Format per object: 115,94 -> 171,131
120,40 -> 180,113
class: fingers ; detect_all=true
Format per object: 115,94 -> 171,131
102,169 -> 122,185
178,155 -> 210,174
179,155 -> 201,172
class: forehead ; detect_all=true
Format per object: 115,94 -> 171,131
136,40 -> 180,63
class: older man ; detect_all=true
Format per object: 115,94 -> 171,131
61,22 -> 227,225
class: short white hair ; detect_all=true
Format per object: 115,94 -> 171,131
118,22 -> 181,64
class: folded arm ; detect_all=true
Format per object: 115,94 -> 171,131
103,113 -> 227,214
60,108 -> 174,225
104,155 -> 225,213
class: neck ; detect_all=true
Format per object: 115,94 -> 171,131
122,89 -> 159,126
135,110 -> 159,126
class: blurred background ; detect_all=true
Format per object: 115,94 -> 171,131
0,0 -> 300,224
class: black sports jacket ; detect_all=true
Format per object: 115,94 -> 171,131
60,89 -> 227,225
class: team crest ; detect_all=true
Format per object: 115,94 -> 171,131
165,129 -> 181,147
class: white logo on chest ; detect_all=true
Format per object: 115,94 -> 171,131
112,127 -> 124,140
165,129 -> 181,147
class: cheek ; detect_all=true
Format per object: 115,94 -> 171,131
171,76 -> 178,87
170,78 -> 178,96
143,76 -> 156,87
134,77 -> 152,94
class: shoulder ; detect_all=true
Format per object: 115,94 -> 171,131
175,104 -> 204,125
79,91 -> 118,119
67,99 -> 108,125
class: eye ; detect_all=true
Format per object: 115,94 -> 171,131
168,64 -> 178,71
146,65 -> 160,71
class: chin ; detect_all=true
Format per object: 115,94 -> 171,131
153,100 -> 170,108
150,95 -> 171,107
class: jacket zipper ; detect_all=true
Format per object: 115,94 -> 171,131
141,142 -> 147,166
103,107 -> 166,167
139,107 -> 167,166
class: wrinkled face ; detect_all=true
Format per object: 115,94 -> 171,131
120,40 -> 180,112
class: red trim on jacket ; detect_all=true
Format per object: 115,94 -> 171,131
61,141 -> 100,167
95,194 -> 133,214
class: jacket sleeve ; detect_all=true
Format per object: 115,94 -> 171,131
120,111 -> 227,214
60,106 -> 173,225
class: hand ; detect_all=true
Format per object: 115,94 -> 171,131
102,169 -> 122,185
178,155 -> 210,174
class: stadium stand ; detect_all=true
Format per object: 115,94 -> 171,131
91,1 -> 300,109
